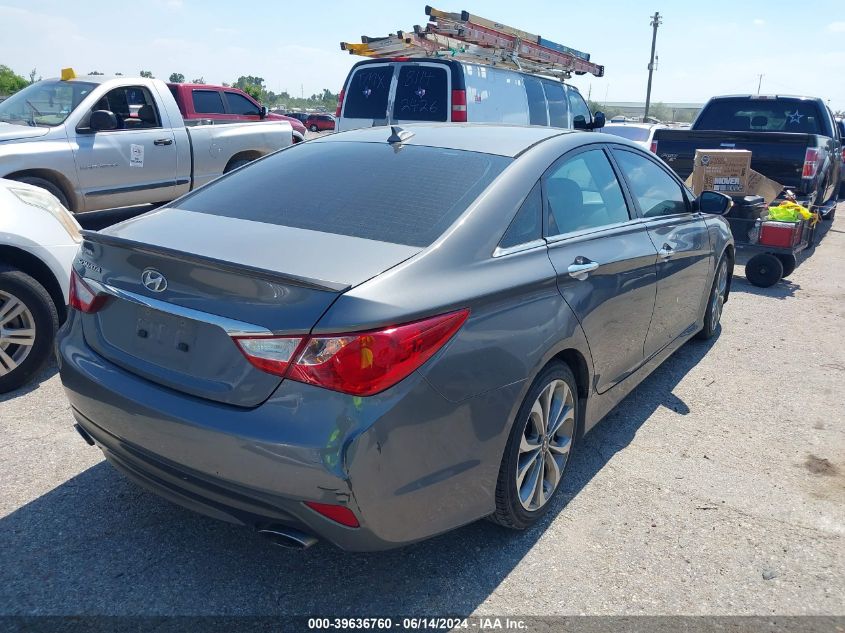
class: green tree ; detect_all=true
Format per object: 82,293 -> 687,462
139,70 -> 154,78
169,72 -> 185,83
0,65 -> 28,95
88,70 -> 104,75
28,68 -> 40,84
191,77 -> 205,84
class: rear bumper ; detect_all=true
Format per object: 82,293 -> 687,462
57,312 -> 518,551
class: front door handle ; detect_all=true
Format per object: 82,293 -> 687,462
153,138 -> 173,146
658,244 -> 675,260
567,258 -> 600,280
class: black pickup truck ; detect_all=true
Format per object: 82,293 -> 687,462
653,95 -> 842,219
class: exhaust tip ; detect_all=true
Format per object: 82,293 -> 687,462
74,423 -> 95,446
257,526 -> 318,550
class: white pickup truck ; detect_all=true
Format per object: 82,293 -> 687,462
0,74 -> 292,213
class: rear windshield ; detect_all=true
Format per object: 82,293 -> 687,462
695,98 -> 824,134
603,126 -> 650,142
343,65 -> 393,119
175,142 -> 511,247
392,65 -> 448,122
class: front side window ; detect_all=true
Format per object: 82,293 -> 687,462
499,182 -> 542,249
193,90 -> 226,114
393,65 -> 448,122
91,85 -> 161,129
0,80 -> 95,127
225,92 -> 260,116
613,149 -> 688,217
544,148 -> 630,236
568,90 -> 592,126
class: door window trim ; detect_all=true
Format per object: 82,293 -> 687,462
541,143 -> 639,241
608,144 -> 694,219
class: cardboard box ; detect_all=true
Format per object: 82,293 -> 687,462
690,149 -> 752,196
685,162 -> 785,205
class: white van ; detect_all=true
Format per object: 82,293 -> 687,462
335,58 -> 605,132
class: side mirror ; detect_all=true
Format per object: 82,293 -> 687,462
89,110 -> 118,131
592,111 -> 606,129
573,115 -> 588,130
259,106 -> 268,119
697,190 -> 733,215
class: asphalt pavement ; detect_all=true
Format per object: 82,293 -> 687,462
0,204 -> 842,617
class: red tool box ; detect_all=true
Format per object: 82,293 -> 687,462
758,221 -> 803,248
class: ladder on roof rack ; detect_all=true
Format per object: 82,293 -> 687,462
339,5 -> 604,79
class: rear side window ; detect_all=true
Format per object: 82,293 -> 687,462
225,92 -> 260,116
499,182 -> 542,249
542,80 -> 568,128
524,77 -> 548,126
343,65 -> 393,119
176,142 -> 511,248
393,65 -> 448,122
695,98 -> 824,134
192,90 -> 225,114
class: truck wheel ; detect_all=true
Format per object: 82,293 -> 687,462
775,254 -> 796,278
0,268 -> 59,394
745,253 -> 783,288
13,176 -> 70,210
224,159 -> 251,173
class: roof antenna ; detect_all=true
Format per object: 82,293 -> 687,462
387,125 -> 414,144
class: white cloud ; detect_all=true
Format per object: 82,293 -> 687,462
753,19 -> 766,27
827,21 -> 845,32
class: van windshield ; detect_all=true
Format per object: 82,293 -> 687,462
0,80 -> 96,127
175,141 -> 511,247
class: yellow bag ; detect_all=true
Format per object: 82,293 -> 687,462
768,201 -> 811,222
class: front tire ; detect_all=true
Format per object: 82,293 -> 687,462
12,176 -> 70,210
697,255 -> 729,340
489,362 -> 578,530
0,268 -> 59,394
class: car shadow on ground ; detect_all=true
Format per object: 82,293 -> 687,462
0,335 -> 718,616
0,361 -> 57,405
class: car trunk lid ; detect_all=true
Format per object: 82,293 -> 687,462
76,209 -> 421,407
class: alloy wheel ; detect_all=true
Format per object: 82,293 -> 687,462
0,290 -> 37,377
516,379 -> 575,511
711,259 -> 728,329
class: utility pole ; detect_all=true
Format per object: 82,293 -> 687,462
643,11 -> 662,120
757,74 -> 763,95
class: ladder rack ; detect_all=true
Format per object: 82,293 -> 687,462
339,5 -> 604,79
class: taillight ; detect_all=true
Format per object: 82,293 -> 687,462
335,88 -> 344,117
650,140 -> 658,154
802,148 -> 820,178
304,501 -> 359,527
233,309 -> 469,396
68,269 -> 107,313
451,89 -> 467,122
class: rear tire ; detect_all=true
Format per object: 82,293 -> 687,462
12,176 -> 70,210
489,361 -> 578,530
0,268 -> 59,394
310,124 -> 319,132
224,158 -> 251,173
745,253 -> 783,288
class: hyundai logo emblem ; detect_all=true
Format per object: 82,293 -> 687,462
141,269 -> 167,293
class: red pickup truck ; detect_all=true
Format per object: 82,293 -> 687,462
167,83 -> 306,143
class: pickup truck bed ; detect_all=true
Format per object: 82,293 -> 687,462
653,95 -> 842,213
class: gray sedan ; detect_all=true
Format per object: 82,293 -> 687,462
57,124 -> 734,551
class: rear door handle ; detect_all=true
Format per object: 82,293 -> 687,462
153,138 -> 173,146
567,259 -> 600,280
658,244 -> 675,260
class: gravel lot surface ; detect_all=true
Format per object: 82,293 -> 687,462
0,205 -> 842,617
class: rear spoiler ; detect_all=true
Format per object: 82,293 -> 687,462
79,230 -> 351,293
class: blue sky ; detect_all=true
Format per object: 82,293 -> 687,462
1,0 -> 843,110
